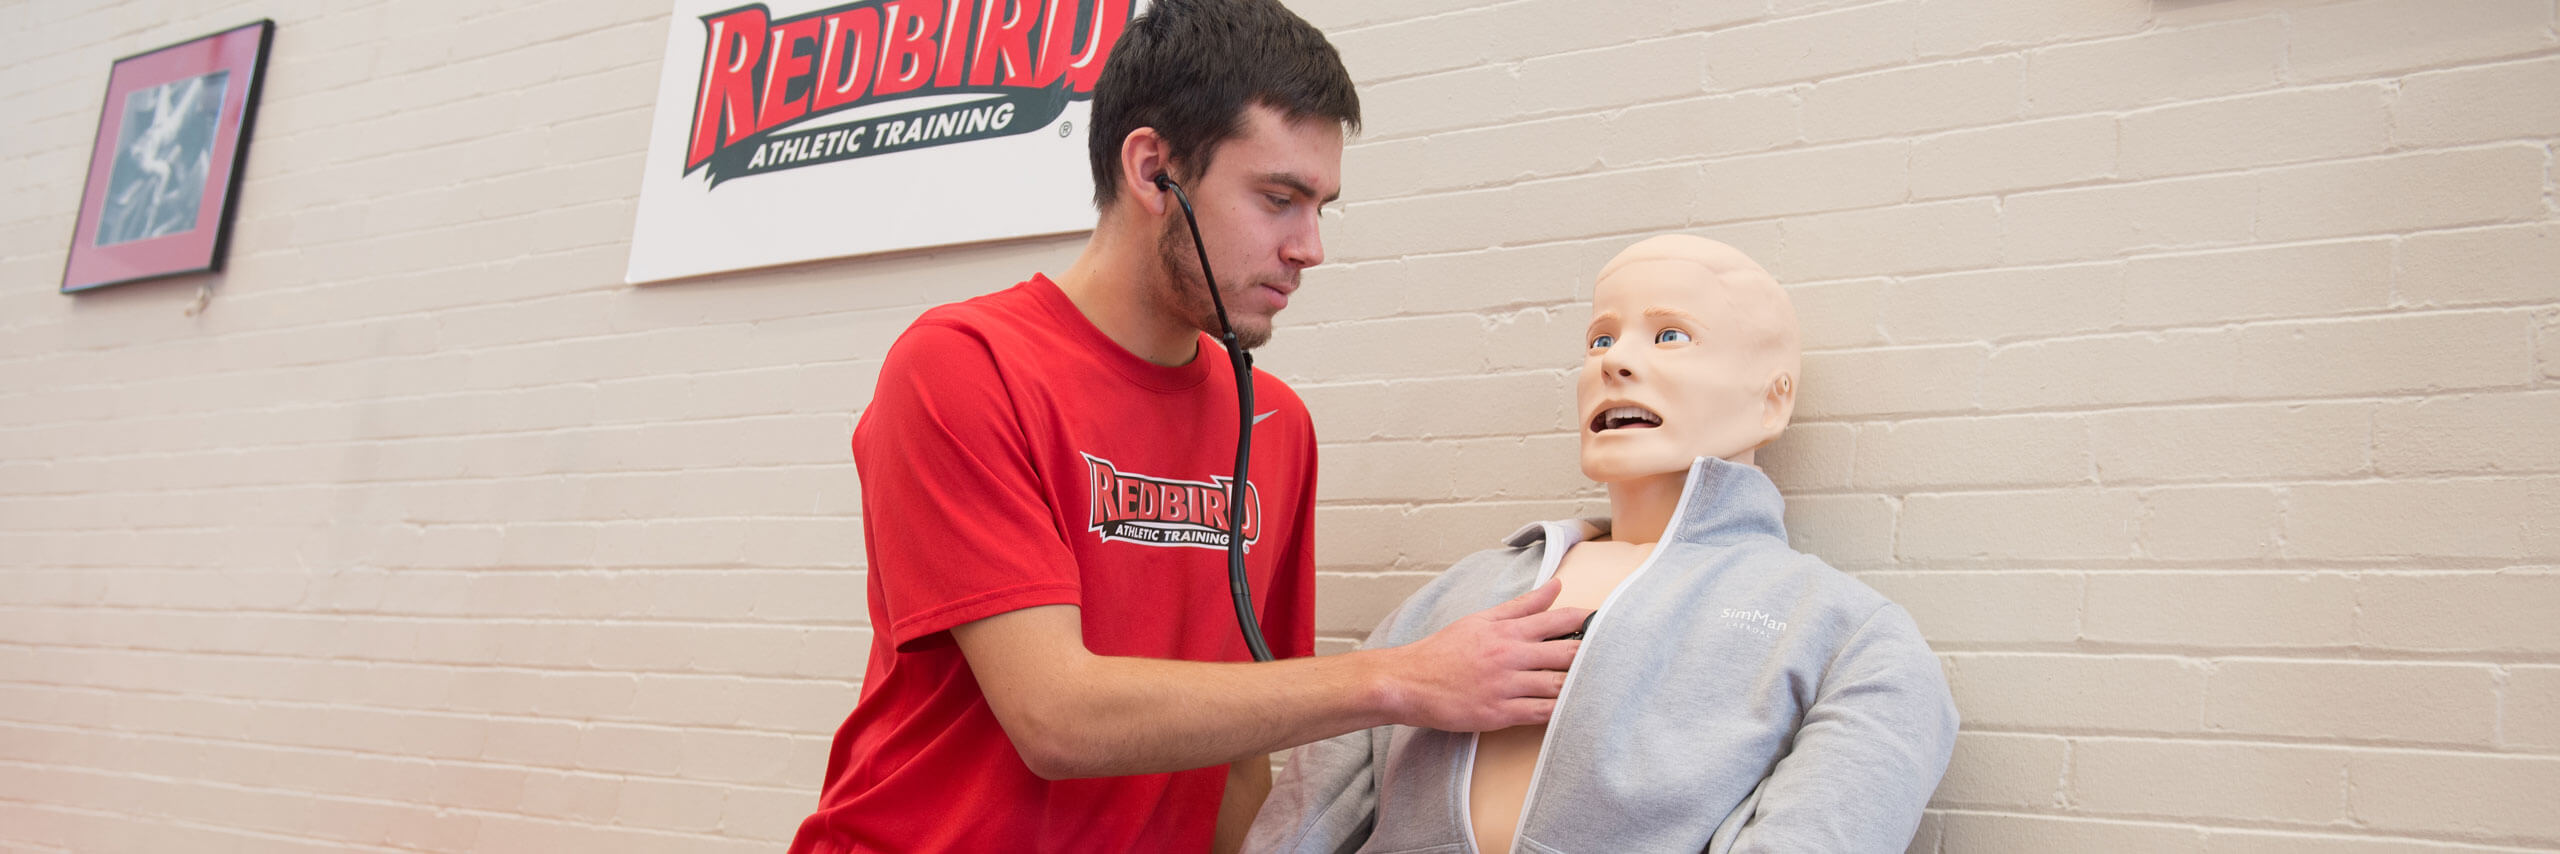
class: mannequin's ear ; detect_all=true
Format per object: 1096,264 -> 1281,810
1761,372 -> 1797,436
1118,127 -> 1175,217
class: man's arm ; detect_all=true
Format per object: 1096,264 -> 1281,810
1213,756 -> 1271,854
1710,604 -> 1959,853
950,579 -> 1587,780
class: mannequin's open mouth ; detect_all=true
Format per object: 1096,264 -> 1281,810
1590,405 -> 1663,432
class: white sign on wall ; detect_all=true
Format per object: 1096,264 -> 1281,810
627,0 -> 1142,284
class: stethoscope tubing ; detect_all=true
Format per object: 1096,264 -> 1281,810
1160,176 -> 1277,663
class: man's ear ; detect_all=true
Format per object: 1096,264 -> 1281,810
1118,127 -> 1174,217
1762,371 -> 1797,436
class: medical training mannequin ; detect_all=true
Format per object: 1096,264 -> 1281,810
1245,235 -> 1959,853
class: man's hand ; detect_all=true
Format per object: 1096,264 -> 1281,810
948,581 -> 1588,779
1372,579 -> 1589,732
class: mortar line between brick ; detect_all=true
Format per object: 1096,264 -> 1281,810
0,723 -> 813,798
0,792 -> 423,854
0,757 -> 784,849
0,676 -> 848,744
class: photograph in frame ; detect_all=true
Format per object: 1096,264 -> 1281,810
61,19 -> 274,294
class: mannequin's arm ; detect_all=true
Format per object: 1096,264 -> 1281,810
950,584 -> 1586,780
1713,604 -> 1958,853
1243,723 -> 1383,854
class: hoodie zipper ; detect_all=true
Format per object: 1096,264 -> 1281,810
1457,520 -> 1581,854
1488,461 -> 1708,852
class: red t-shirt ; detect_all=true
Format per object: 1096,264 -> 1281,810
790,275 -> 1318,853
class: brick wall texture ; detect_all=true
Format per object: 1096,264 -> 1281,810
4,0 -> 2557,851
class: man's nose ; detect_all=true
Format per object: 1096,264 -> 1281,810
1282,212 -> 1324,269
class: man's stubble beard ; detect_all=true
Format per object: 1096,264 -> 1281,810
1155,214 -> 1274,351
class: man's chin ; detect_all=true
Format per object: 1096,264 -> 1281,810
1208,305 -> 1277,350
1226,324 -> 1273,351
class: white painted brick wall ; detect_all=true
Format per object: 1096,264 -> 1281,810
3,0 -> 2556,850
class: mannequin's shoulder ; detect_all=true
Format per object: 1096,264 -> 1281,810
1366,541 -> 1548,643
1787,550 -> 1920,638
1714,536 -> 1895,613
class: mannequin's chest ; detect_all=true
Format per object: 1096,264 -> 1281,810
1550,540 -> 1653,611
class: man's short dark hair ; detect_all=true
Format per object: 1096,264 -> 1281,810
1087,0 -> 1361,209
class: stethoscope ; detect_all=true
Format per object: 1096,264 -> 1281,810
1153,171 -> 1277,663
1146,174 -> 1594,657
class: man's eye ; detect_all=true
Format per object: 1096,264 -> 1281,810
1266,194 -> 1291,208
1590,334 -> 1616,349
1656,328 -> 1692,344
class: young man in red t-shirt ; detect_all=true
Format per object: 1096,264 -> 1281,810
789,2 -> 1592,851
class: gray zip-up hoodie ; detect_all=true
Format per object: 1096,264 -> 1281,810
1247,457 -> 1958,854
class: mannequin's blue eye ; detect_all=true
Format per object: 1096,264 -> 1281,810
1590,334 -> 1616,349
1656,328 -> 1692,344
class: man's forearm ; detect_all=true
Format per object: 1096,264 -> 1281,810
1002,647 -> 1400,779
954,587 -> 1585,781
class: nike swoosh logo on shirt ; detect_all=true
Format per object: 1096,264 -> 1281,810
1252,410 -> 1279,425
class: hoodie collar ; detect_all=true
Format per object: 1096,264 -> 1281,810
1504,456 -> 1789,553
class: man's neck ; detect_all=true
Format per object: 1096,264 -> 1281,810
1055,221 -> 1200,367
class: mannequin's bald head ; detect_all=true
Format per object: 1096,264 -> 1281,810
1578,235 -> 1801,481
1594,235 -> 1801,378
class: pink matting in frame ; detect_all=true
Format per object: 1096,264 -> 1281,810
62,20 -> 273,293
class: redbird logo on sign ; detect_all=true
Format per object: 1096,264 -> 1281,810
685,0 -> 1124,185
628,0 -> 1141,284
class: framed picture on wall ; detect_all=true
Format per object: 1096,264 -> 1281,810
61,19 -> 274,294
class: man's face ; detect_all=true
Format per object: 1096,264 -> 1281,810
1153,104 -> 1343,350
1577,260 -> 1784,482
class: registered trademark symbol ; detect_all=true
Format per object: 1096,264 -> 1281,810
1058,120 -> 1072,137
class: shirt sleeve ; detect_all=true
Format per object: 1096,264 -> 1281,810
854,321 -> 1082,651
1709,602 -> 1960,853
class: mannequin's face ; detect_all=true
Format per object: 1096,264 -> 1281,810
1577,258 -> 1792,482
